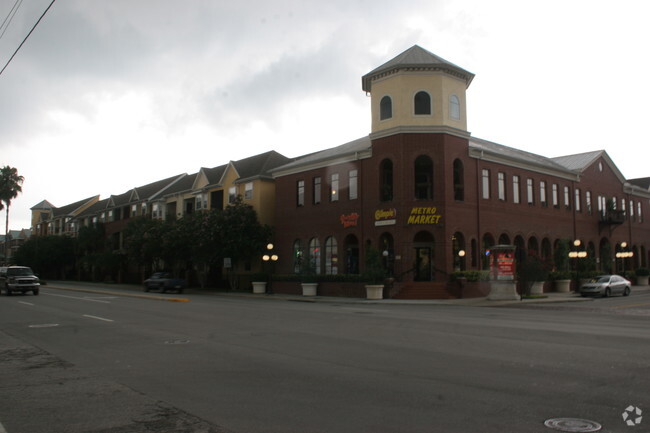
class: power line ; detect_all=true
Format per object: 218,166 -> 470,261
0,0 -> 24,40
0,0 -> 56,77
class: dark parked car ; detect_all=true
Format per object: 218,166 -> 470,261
0,266 -> 40,296
143,272 -> 186,293
580,274 -> 631,297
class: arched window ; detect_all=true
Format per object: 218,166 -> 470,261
380,96 -> 392,120
453,159 -> 464,201
449,94 -> 460,120
309,237 -> 321,274
292,239 -> 303,273
325,237 -> 338,275
344,234 -> 360,274
380,159 -> 393,201
414,155 -> 433,200
414,91 -> 431,115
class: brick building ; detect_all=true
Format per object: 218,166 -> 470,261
270,45 -> 650,297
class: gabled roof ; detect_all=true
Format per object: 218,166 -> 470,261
51,196 -> 100,218
30,200 -> 54,211
192,164 -> 228,191
161,172 -> 198,197
271,136 -> 372,177
138,174 -> 187,201
551,150 -> 626,184
232,150 -> 292,183
627,177 -> 650,190
469,137 -> 577,180
76,198 -> 110,219
362,45 -> 475,92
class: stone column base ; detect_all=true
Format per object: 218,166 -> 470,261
487,281 -> 520,301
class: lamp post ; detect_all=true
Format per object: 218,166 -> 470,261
568,240 -> 587,291
262,243 -> 278,294
615,242 -> 633,276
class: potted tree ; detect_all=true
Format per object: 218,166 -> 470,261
519,252 -> 549,296
250,273 -> 268,294
363,247 -> 387,300
300,259 -> 318,296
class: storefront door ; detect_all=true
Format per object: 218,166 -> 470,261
414,247 -> 432,281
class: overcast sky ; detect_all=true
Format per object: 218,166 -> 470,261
1,0 -> 649,231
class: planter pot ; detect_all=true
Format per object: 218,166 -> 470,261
554,279 -> 571,293
637,275 -> 649,286
365,284 -> 384,300
530,281 -> 545,295
301,282 -> 318,296
252,281 -> 267,294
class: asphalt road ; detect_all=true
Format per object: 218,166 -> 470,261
1,284 -> 649,433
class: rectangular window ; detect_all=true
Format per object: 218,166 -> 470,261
297,180 -> 305,207
244,182 -> 253,200
540,181 -> 548,207
564,186 -> 570,209
630,200 -> 634,221
131,204 -> 137,216
598,195 -> 606,217
331,173 -> 339,202
498,172 -> 506,201
512,175 -> 520,204
586,191 -> 592,215
313,177 -> 321,204
228,186 -> 237,204
482,169 -> 490,199
638,202 -> 643,222
349,170 -> 358,200
575,188 -> 581,212
527,179 -> 534,204
551,183 -> 558,207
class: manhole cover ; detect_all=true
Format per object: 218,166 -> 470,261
164,339 -> 190,345
544,418 -> 602,432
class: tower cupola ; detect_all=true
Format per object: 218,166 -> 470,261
362,45 -> 474,138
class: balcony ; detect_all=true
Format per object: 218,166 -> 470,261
599,209 -> 626,225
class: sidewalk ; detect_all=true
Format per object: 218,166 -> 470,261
43,280 -> 650,307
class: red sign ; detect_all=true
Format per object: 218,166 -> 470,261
340,212 -> 359,228
495,252 -> 515,280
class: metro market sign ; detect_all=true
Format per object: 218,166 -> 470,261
407,207 -> 442,225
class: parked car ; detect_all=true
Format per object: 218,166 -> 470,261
143,272 -> 186,293
0,266 -> 40,296
580,274 -> 631,297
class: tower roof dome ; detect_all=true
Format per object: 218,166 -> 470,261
362,45 -> 474,92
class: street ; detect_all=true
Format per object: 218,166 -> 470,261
1,283 -> 649,433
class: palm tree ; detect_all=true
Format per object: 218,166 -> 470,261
0,166 -> 25,263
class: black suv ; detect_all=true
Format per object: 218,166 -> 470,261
0,266 -> 40,296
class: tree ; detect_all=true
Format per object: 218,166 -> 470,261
0,166 -> 24,262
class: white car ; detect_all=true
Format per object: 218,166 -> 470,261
580,274 -> 631,297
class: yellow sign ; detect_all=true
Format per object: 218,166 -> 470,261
407,207 -> 442,225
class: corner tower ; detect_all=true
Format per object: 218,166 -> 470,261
362,45 -> 474,139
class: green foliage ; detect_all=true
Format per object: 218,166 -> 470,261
451,270 -> 490,282
635,267 -> 650,276
12,235 -> 76,279
299,257 -> 318,283
553,239 -> 570,272
362,247 -> 386,284
549,270 -> 573,281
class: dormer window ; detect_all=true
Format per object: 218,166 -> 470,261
414,91 -> 431,115
380,96 -> 392,120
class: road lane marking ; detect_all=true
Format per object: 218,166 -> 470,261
612,301 -> 650,309
18,301 -> 35,306
83,314 -> 114,322
29,324 -> 59,328
44,293 -> 111,303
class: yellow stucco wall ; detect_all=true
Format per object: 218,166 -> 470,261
370,71 -> 468,133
